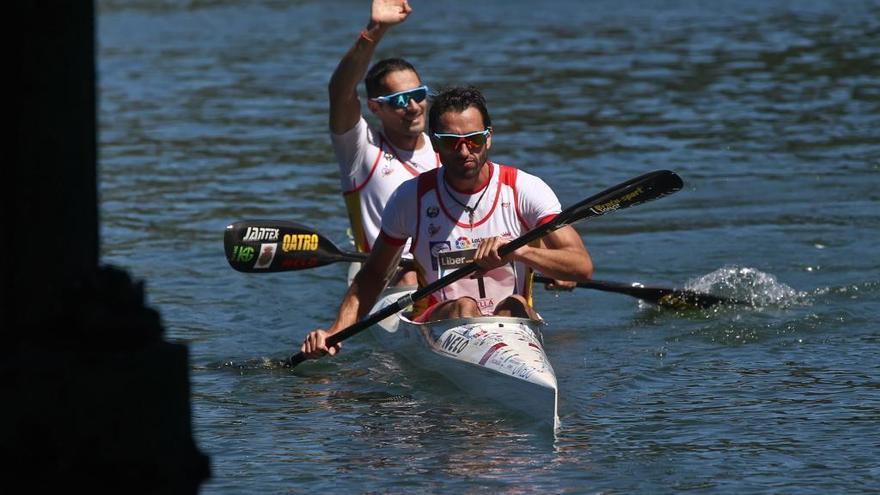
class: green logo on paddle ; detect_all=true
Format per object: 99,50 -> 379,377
232,245 -> 255,263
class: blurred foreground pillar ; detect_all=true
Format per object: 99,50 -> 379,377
4,2 -> 210,492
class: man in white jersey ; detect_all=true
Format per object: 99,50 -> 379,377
329,0 -> 438,286
329,0 -> 573,291
302,86 -> 593,358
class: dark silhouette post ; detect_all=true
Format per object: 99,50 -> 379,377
6,2 -> 210,491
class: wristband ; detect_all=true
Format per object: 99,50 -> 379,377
359,30 -> 375,43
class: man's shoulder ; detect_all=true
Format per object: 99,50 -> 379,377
495,164 -> 557,202
497,163 -> 547,184
329,116 -> 381,147
383,175 -> 423,224
493,162 -> 543,188
391,172 -> 423,195
387,170 -> 437,206
404,168 -> 438,190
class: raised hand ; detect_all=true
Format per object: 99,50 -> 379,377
371,0 -> 413,26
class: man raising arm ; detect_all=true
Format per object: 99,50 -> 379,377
328,0 -> 437,288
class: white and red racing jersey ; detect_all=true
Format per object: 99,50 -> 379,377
331,117 -> 439,252
380,162 -> 561,315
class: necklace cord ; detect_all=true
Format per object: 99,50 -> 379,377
442,174 -> 491,229
443,175 -> 490,213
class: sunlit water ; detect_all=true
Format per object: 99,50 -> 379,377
98,1 -> 879,493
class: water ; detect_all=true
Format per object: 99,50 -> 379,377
97,0 -> 880,493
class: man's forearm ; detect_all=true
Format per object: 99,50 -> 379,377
515,245 -> 593,282
328,22 -> 390,100
326,253 -> 398,334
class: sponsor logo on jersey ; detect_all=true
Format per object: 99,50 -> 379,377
429,241 -> 451,270
438,248 -> 476,269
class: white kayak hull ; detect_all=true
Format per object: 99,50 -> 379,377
367,286 -> 559,428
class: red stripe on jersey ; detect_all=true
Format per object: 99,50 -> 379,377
378,230 -> 407,246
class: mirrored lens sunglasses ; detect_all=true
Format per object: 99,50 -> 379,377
370,85 -> 429,108
431,129 -> 491,152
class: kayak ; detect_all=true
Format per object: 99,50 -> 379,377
359,274 -> 559,429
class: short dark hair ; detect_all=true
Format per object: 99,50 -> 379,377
364,58 -> 421,98
428,86 -> 492,134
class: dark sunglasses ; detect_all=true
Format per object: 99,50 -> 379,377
431,128 -> 491,152
370,85 -> 429,109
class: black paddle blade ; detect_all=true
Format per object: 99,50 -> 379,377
654,289 -> 732,310
223,220 -> 361,273
564,170 -> 683,224
534,275 -> 732,309
509,170 -> 683,251
583,279 -> 733,309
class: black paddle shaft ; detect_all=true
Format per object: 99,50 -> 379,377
533,275 -> 734,309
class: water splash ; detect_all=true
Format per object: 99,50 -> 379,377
684,266 -> 808,308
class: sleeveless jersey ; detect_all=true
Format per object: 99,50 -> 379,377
331,117 -> 439,252
381,163 -> 561,315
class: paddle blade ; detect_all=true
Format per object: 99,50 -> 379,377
223,220 -> 364,273
534,275 -> 733,309
560,170 -> 683,226
654,290 -> 732,310
584,279 -> 734,309
501,170 -> 683,255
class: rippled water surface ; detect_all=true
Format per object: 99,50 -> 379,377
98,1 -> 879,493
